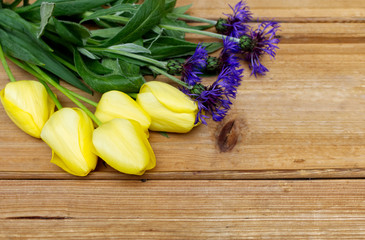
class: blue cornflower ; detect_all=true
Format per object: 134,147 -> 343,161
182,67 -> 241,124
239,20 -> 280,77
206,37 -> 243,81
216,0 -> 252,38
181,43 -> 208,86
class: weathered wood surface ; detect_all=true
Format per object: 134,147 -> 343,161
1,0 -> 365,238
1,43 -> 365,179
2,180 -> 365,239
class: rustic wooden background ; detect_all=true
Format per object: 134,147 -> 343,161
1,0 -> 365,238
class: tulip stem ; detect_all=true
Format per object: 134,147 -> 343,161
0,44 -> 16,82
38,80 -> 63,110
29,64 -> 102,126
7,56 -> 99,108
148,66 -> 192,89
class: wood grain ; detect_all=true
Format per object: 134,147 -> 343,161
1,179 -> 365,239
1,43 -> 365,179
1,0 -> 365,238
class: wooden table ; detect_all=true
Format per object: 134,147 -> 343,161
1,0 -> 365,238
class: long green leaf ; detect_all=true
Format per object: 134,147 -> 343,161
17,0 -> 114,20
37,2 -> 54,38
145,36 -> 222,60
52,18 -> 91,46
80,3 -> 138,23
74,49 -> 144,93
101,0 -> 165,47
0,26 -> 91,93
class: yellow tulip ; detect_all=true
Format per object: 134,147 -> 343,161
136,81 -> 198,133
40,108 -> 97,176
0,80 -> 55,138
93,118 -> 155,175
94,90 -> 151,136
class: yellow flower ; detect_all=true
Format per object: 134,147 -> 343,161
0,80 -> 55,138
40,108 -> 97,176
94,90 -> 151,136
93,118 -> 155,175
136,81 -> 198,133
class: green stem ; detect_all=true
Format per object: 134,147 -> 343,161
30,65 -> 102,126
148,65 -> 192,89
52,54 -> 77,72
159,24 -> 240,42
8,56 -> 98,108
171,13 -> 217,25
0,44 -> 16,82
38,80 -> 63,110
86,47 -> 167,69
23,0 -> 29,6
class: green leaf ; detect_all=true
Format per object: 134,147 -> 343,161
74,49 -> 144,93
17,0 -> 115,20
91,27 -> 124,39
108,43 -> 151,54
78,47 -> 100,60
160,16 -> 185,39
163,0 -> 176,15
0,29 -> 44,66
159,132 -> 169,138
146,36 -> 222,60
0,28 -> 91,93
101,0 -> 165,47
38,2 -> 54,38
52,18 -> 91,46
0,9 -> 52,52
80,3 -> 138,23
172,4 -> 192,14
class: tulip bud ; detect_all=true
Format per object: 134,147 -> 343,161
93,118 -> 155,175
94,90 -> 151,136
41,108 -> 97,176
136,81 -> 198,133
0,80 -> 55,138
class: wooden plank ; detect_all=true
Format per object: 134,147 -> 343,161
1,43 -> 365,179
177,0 -> 365,22
186,23 -> 365,44
1,179 -> 365,239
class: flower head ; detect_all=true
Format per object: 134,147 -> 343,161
41,108 -> 97,176
216,0 -> 252,38
136,81 -> 198,133
182,67 -> 242,125
181,43 -> 208,86
0,80 -> 55,138
93,118 -> 156,176
206,37 -> 243,79
240,21 -> 280,76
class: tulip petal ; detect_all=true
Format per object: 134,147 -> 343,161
51,151 -> 87,176
137,92 -> 196,133
95,90 -> 151,135
0,81 -> 55,138
1,89 -> 42,138
141,81 -> 197,113
93,118 -> 155,175
41,108 -> 97,176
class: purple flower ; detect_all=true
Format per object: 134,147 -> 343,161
181,43 -> 208,86
182,67 -> 242,124
218,37 -> 244,88
240,20 -> 280,76
219,37 -> 242,69
216,1 -> 252,38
